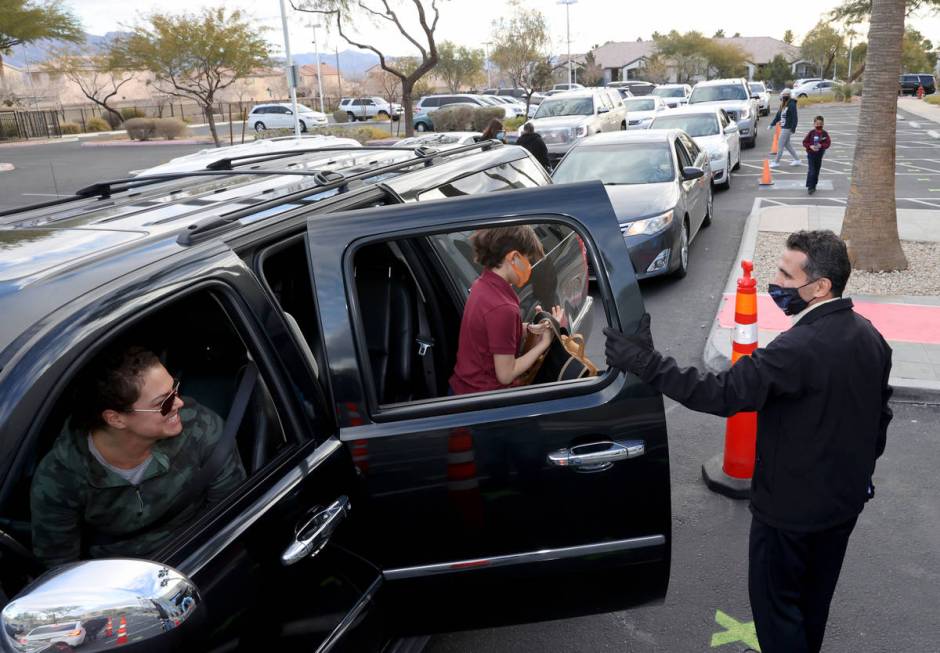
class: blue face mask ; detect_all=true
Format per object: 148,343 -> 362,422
495,131 -> 505,140
767,280 -> 815,316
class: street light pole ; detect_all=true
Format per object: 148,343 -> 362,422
278,0 -> 301,136
558,0 -> 577,86
484,41 -> 492,89
310,22 -> 326,114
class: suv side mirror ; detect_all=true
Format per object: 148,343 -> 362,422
724,123 -> 739,134
751,94 -> 761,99
597,106 -> 610,114
682,166 -> 705,180
2,559 -> 202,652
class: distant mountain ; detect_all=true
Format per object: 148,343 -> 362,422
288,49 -> 380,79
3,32 -> 129,68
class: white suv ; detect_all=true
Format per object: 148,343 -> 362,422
687,78 -> 760,148
248,103 -> 328,132
338,96 -> 403,121
523,89 -> 627,163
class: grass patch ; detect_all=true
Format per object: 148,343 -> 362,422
797,94 -> 837,107
255,126 -> 393,144
923,95 -> 940,105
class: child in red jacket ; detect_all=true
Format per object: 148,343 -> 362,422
803,116 -> 831,195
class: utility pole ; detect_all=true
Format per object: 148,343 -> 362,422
558,0 -> 577,86
308,21 -> 326,114
335,46 -> 343,99
483,41 -> 492,88
847,29 -> 856,80
278,0 -> 301,136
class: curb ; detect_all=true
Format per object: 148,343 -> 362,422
80,139 -> 211,147
703,198 -> 940,404
0,137 -> 79,149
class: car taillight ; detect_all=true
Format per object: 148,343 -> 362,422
69,629 -> 81,637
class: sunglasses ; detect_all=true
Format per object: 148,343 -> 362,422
129,379 -> 181,417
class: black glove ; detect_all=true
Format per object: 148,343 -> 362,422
603,313 -> 655,375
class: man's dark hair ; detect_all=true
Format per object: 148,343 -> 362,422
523,122 -> 534,133
814,115 -> 824,123
470,226 -> 544,268
786,230 -> 851,296
71,345 -> 162,432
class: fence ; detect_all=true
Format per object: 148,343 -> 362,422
0,110 -> 62,141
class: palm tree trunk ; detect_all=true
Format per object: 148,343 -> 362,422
841,0 -> 908,271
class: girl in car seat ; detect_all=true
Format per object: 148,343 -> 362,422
449,227 -> 562,395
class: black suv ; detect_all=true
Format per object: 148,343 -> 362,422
899,73 -> 936,95
0,141 -> 671,650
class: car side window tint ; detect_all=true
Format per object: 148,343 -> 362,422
674,141 -> 692,168
350,221 -> 604,406
681,134 -> 701,160
417,159 -> 550,201
23,290 -> 290,569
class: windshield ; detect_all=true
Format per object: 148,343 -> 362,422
650,114 -> 719,137
689,84 -> 748,103
624,98 -> 656,111
534,97 -> 594,118
477,96 -> 500,105
749,83 -> 766,93
653,87 -> 685,98
553,143 -> 675,185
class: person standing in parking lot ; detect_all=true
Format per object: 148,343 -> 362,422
769,88 -> 800,167
802,116 -> 831,195
604,230 -> 892,653
480,118 -> 505,142
516,122 -> 551,170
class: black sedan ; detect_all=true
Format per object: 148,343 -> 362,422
551,129 -> 713,279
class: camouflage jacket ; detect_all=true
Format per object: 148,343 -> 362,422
31,399 -> 246,567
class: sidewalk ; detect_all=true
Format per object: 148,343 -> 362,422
705,200 -> 940,403
897,96 -> 940,124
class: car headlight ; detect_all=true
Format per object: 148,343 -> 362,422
709,150 -> 724,162
740,107 -> 751,120
622,210 -> 674,237
572,125 -> 588,138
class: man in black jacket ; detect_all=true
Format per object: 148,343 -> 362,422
604,230 -> 892,653
516,122 -> 551,170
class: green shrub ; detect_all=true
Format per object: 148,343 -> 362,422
504,116 -> 526,131
86,117 -> 110,132
125,117 -> 157,140
471,107 -> 507,131
153,118 -> 187,140
332,109 -> 348,123
59,122 -> 82,134
120,107 -> 146,120
255,125 -> 392,144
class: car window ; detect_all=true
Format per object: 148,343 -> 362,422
623,98 -> 656,111
679,133 -> 701,160
650,113 -> 719,137
21,289 -> 291,570
674,140 -> 692,168
749,83 -> 766,93
689,84 -> 748,103
421,97 -> 439,108
418,159 -> 549,201
552,142 -> 675,185
350,220 -> 602,405
598,92 -> 612,110
653,87 -> 686,98
534,97 -> 594,118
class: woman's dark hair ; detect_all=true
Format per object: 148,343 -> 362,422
786,230 -> 851,296
470,226 -> 544,269
70,345 -> 162,432
481,118 -> 504,140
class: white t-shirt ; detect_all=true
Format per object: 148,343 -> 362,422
88,435 -> 152,486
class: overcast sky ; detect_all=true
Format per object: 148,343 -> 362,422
69,0 -> 940,57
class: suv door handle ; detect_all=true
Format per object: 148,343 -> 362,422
281,496 -> 350,566
547,440 -> 645,473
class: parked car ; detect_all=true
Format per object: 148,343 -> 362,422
552,129 -> 712,279
648,106 -> 741,189
479,95 -> 526,118
396,132 -> 482,147
0,139 -> 672,651
19,622 -> 86,648
623,96 -> 668,129
651,84 -> 692,109
551,83 -> 585,91
412,102 -> 480,131
688,78 -> 759,148
748,81 -> 771,115
248,103 -> 329,132
524,89 -> 627,163
792,79 -> 839,98
899,73 -> 936,95
482,87 -> 546,105
415,94 -> 516,120
338,96 -> 404,121
793,78 -> 822,88
607,80 -> 656,96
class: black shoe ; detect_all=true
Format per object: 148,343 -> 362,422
808,187 -> 816,195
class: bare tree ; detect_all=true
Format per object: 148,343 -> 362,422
47,46 -> 135,128
293,0 -> 440,136
489,2 -> 550,115
840,0 -> 908,271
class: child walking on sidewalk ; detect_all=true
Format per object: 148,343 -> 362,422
802,115 -> 831,195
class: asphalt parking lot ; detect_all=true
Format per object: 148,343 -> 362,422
2,103 -> 938,651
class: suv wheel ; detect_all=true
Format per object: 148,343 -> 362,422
299,120 -> 307,133
346,112 -> 356,122
253,121 -> 266,132
415,122 -> 429,132
378,110 -> 390,120
798,93 -> 807,98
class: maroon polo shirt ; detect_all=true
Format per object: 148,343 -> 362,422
449,269 -> 523,395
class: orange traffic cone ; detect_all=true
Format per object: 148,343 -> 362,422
116,614 -> 128,645
702,260 -> 758,498
104,617 -> 113,638
447,426 -> 483,528
759,158 -> 774,186
770,123 -> 780,154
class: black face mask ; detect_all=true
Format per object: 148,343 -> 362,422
767,280 -> 816,316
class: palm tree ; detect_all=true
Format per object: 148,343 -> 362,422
840,0 -> 908,271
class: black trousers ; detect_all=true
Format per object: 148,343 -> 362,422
806,151 -> 824,189
748,515 -> 857,653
